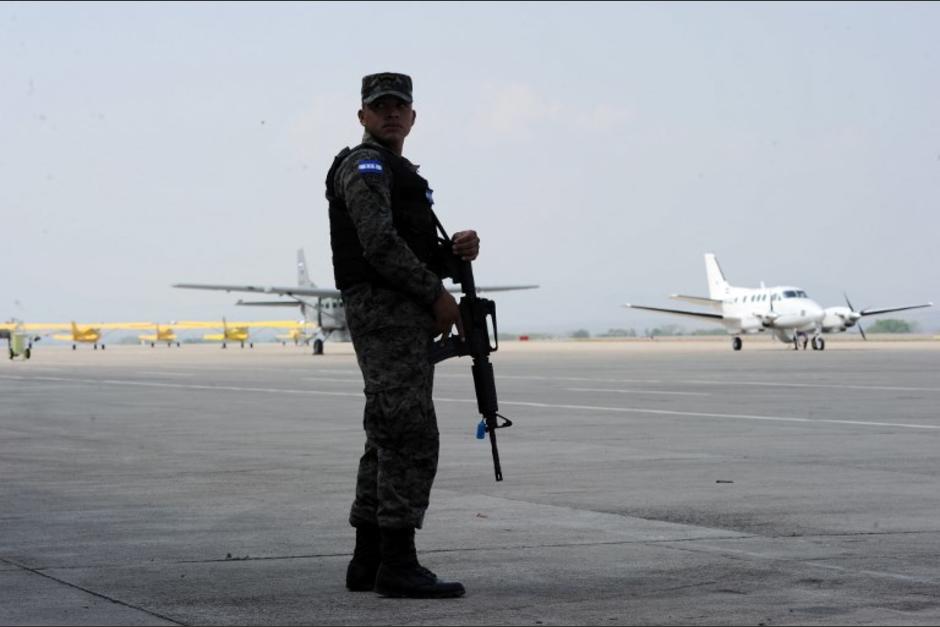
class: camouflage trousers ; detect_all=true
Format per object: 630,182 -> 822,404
346,303 -> 439,530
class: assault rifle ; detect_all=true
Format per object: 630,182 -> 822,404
428,217 -> 513,482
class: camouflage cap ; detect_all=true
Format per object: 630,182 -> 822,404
361,72 -> 413,104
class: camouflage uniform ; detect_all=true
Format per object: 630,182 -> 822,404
333,130 -> 444,530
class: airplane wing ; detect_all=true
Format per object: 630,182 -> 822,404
859,302 -> 933,317
460,284 -> 539,293
176,282 -> 538,297
14,322 -> 155,331
236,300 -> 304,307
18,323 -> 73,331
92,322 -> 158,330
670,294 -> 724,307
172,320 -> 307,330
173,283 -> 342,298
623,304 -> 724,321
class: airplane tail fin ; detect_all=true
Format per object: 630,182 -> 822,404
297,249 -> 316,288
705,253 -> 731,299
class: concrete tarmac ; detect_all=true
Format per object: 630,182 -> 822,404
2,338 -> 940,625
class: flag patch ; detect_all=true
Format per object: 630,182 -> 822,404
357,160 -> 384,173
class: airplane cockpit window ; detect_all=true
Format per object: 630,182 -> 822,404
797,290 -> 808,298
784,290 -> 797,298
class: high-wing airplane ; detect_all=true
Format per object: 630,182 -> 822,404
174,249 -> 538,355
625,253 -> 933,351
138,323 -> 181,348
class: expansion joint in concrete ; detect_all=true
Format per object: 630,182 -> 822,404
0,557 -> 188,626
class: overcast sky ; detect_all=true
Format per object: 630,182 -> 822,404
2,1 -> 938,335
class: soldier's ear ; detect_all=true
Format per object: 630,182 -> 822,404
357,109 -> 365,126
411,110 -> 417,125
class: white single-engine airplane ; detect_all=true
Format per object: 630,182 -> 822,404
625,253 -> 933,351
174,249 -> 538,355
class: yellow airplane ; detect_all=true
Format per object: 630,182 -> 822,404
172,318 -> 310,349
277,327 -> 310,346
138,324 -> 181,348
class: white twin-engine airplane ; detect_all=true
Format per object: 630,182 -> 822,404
625,254 -> 933,351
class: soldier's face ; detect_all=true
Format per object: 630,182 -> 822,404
359,96 -> 415,146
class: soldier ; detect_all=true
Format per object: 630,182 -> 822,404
326,72 -> 480,598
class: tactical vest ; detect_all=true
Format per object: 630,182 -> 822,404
326,143 -> 438,290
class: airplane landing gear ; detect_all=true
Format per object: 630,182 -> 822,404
732,337 -> 742,351
811,336 -> 826,351
313,338 -> 324,355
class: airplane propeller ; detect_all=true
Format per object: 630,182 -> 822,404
843,292 -> 866,340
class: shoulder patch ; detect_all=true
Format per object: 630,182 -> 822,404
357,159 -> 384,174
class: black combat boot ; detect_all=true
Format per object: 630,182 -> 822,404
346,524 -> 381,591
374,527 -> 465,598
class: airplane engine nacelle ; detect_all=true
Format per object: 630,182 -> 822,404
821,306 -> 857,333
739,318 -> 765,334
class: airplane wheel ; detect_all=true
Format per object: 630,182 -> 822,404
94,344 -> 98,351
151,342 -> 156,348
249,342 -> 254,349
732,337 -> 742,351
24,348 -> 30,360
813,337 -> 825,351
72,344 -> 77,351
222,343 -> 227,349
102,344 -> 106,350
176,342 -> 181,347
313,339 -> 324,355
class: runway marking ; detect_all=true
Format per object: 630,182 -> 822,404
301,377 -> 363,383
439,373 -> 665,384
444,373 -> 940,393
3,374 -> 938,431
489,398 -> 940,431
685,379 -> 940,393
566,387 -> 711,397
138,371 -> 191,377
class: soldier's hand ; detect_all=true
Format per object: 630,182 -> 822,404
433,289 -> 464,339
451,230 -> 479,261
